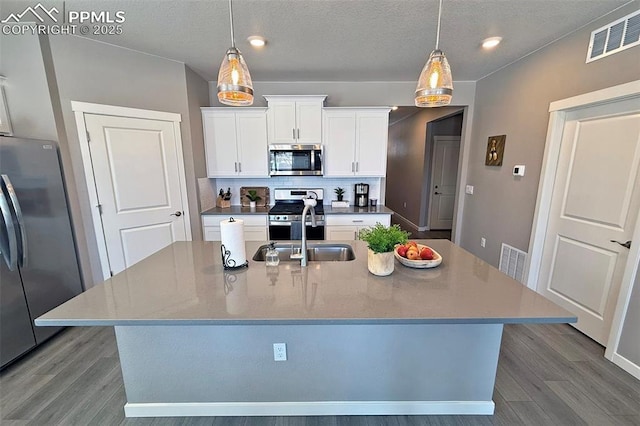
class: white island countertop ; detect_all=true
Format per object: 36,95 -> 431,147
36,240 -> 575,327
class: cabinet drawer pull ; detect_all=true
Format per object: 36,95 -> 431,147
352,220 -> 364,223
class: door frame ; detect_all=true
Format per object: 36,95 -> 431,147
71,101 -> 192,280
525,80 -> 640,375
427,135 -> 461,230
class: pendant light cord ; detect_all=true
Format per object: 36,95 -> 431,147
435,0 -> 443,50
228,0 -> 235,48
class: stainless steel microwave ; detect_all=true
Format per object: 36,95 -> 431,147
269,144 -> 323,176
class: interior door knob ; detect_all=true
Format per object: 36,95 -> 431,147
170,211 -> 182,217
610,240 -> 631,249
434,192 -> 441,195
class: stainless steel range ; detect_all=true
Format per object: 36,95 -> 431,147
268,188 -> 325,240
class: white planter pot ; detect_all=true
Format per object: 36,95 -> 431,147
249,201 -> 257,210
367,249 -> 394,276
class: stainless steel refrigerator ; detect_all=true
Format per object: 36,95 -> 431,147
0,136 -> 84,369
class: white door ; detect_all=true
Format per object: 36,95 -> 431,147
429,136 -> 460,230
203,111 -> 238,177
85,113 -> 189,275
356,112 -> 389,176
236,112 -> 269,177
537,98 -> 640,345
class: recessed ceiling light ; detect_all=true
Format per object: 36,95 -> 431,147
482,37 -> 502,49
247,36 -> 266,48
391,106 -> 399,111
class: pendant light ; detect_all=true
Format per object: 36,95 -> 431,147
415,0 -> 453,107
217,0 -> 254,106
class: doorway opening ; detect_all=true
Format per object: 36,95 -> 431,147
385,107 -> 464,240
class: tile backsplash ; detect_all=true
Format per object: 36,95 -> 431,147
199,176 -> 384,210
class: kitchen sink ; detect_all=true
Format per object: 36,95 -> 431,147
253,243 -> 356,262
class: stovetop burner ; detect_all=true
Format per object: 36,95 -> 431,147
269,188 -> 325,223
269,202 -> 325,215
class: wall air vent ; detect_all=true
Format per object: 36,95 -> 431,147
587,9 -> 640,62
499,243 -> 527,283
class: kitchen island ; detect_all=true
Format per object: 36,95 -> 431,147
36,240 -> 575,418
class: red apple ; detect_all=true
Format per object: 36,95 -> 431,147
406,248 -> 420,260
397,246 -> 408,257
420,247 -> 434,260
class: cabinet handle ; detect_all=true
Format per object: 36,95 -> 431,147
352,220 -> 364,223
356,162 -> 359,172
351,162 -> 355,172
297,128 -> 300,139
238,162 -> 242,173
234,162 -> 237,172
293,128 -> 296,139
354,231 -> 357,240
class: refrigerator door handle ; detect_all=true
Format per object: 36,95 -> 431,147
1,175 -> 27,268
0,186 -> 18,271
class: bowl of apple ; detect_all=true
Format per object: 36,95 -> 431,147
394,241 -> 442,269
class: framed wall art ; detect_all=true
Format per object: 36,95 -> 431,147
485,135 -> 506,166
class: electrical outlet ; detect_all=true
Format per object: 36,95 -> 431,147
403,202 -> 407,208
465,185 -> 474,195
273,343 -> 287,361
480,237 -> 486,248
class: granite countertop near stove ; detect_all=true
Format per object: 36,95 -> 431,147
201,205 -> 394,215
36,240 -> 575,327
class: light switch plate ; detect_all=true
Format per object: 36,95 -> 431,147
513,165 -> 525,176
465,185 -> 474,195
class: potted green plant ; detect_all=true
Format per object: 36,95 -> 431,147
358,223 -> 410,276
245,190 -> 261,209
334,187 -> 345,201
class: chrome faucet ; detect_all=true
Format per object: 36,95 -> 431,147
290,195 -> 317,267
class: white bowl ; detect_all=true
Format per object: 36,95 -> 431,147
394,244 -> 443,269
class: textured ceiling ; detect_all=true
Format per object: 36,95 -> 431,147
2,0 -> 633,81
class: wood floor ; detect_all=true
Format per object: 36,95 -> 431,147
1,323 -> 639,425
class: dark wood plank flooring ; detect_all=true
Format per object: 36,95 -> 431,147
1,323 -> 639,425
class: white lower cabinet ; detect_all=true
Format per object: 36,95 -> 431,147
325,214 -> 391,241
202,215 -> 268,242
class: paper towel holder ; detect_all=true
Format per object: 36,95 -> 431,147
221,244 -> 249,270
220,218 -> 249,270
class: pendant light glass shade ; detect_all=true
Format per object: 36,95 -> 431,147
217,0 -> 254,106
414,49 -> 453,107
217,47 -> 254,106
415,0 -> 453,107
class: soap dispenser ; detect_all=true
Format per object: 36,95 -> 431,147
265,242 -> 280,266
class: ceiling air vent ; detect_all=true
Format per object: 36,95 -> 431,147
587,9 -> 640,62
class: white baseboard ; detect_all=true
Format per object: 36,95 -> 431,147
611,353 -> 640,380
124,400 -> 495,417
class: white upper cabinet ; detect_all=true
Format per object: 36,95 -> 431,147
323,108 -> 391,177
202,108 -> 269,178
264,95 -> 326,144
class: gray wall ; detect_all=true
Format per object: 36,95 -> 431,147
185,65 -> 210,198
0,33 -> 58,141
386,107 -> 463,228
47,35 -> 210,285
461,2 -> 640,266
2,35 -> 210,287
209,80 -> 477,108
422,114 -> 464,228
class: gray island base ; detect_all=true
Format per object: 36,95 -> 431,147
36,240 -> 575,418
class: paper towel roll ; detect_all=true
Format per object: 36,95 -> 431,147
220,217 -> 247,267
